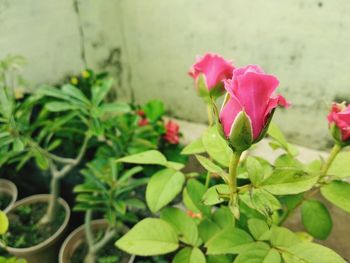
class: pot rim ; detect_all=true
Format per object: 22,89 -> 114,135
58,219 -> 107,263
0,178 -> 18,213
5,194 -> 71,253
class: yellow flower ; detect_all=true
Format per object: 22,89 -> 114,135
14,88 -> 24,99
70,77 -> 78,85
82,70 -> 90,79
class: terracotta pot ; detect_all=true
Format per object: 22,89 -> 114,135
59,219 -> 130,263
0,178 -> 18,213
6,194 -> 71,263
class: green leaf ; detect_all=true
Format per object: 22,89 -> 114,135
166,161 -> 185,171
233,242 -> 277,263
284,243 -> 346,263
239,189 -> 281,218
181,138 -> 206,155
117,150 -> 167,166
172,247 -> 206,263
45,101 -> 79,112
212,206 -> 234,229
229,111 -> 253,152
12,138 -> 24,152
247,219 -> 270,241
92,78 -> 113,105
202,126 -> 232,167
205,226 -> 253,255
264,249 -> 282,263
246,156 -> 264,186
100,102 -> 131,114
0,211 -> 9,234
268,123 -> 298,156
62,84 -> 90,105
328,152 -> 350,179
261,169 -> 318,195
321,180 -> 350,213
142,100 -> 165,122
0,87 -> 12,118
146,169 -> 185,213
269,226 -> 300,248
198,219 -> 221,243
301,199 -> 332,240
183,179 -> 211,215
115,218 -> 179,256
160,207 -> 198,246
202,184 -> 230,205
33,150 -> 49,170
207,255 -> 232,263
274,154 -> 304,170
195,155 -> 228,182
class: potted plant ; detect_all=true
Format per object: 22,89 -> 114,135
113,54 -> 348,262
0,179 -> 17,214
0,56 -> 130,262
59,155 -> 148,263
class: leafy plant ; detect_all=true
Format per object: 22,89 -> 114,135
73,156 -> 147,263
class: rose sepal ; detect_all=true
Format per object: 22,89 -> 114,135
228,110 -> 253,152
197,74 -> 225,103
330,123 -> 350,147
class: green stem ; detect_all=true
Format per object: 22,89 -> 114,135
204,104 -> 214,188
39,174 -> 60,224
320,144 -> 342,179
206,104 -> 213,126
228,152 -> 242,194
39,135 -> 90,224
204,171 -> 211,189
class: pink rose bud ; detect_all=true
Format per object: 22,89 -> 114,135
219,65 -> 289,152
327,103 -> 350,145
188,53 -> 235,100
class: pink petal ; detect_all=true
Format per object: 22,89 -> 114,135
219,95 -> 243,137
189,53 -> 234,90
234,71 -> 279,139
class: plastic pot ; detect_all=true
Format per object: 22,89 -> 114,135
6,194 -> 71,263
0,178 -> 18,213
59,219 -> 130,263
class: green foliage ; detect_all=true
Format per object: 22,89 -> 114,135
146,169 -> 185,213
205,226 -> 254,255
301,200 -> 332,240
328,152 -> 350,178
321,180 -> 350,213
202,126 -> 232,167
73,158 -> 147,224
172,247 -> 206,263
115,218 -> 179,256
160,207 -> 198,246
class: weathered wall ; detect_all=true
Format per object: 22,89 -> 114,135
1,0 -> 350,149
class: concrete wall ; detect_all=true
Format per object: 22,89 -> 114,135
1,0 -> 350,149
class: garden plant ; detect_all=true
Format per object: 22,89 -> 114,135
0,52 -> 350,263
114,54 -> 350,263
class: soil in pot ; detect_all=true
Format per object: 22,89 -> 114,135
0,192 -> 12,211
6,202 -> 65,248
70,230 -> 128,263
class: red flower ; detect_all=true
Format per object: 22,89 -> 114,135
136,110 -> 146,117
163,120 -> 180,144
328,103 -> 350,144
138,118 -> 149,127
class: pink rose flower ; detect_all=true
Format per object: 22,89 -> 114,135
327,103 -> 350,143
219,65 -> 289,150
163,120 -> 180,144
188,53 -> 235,99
